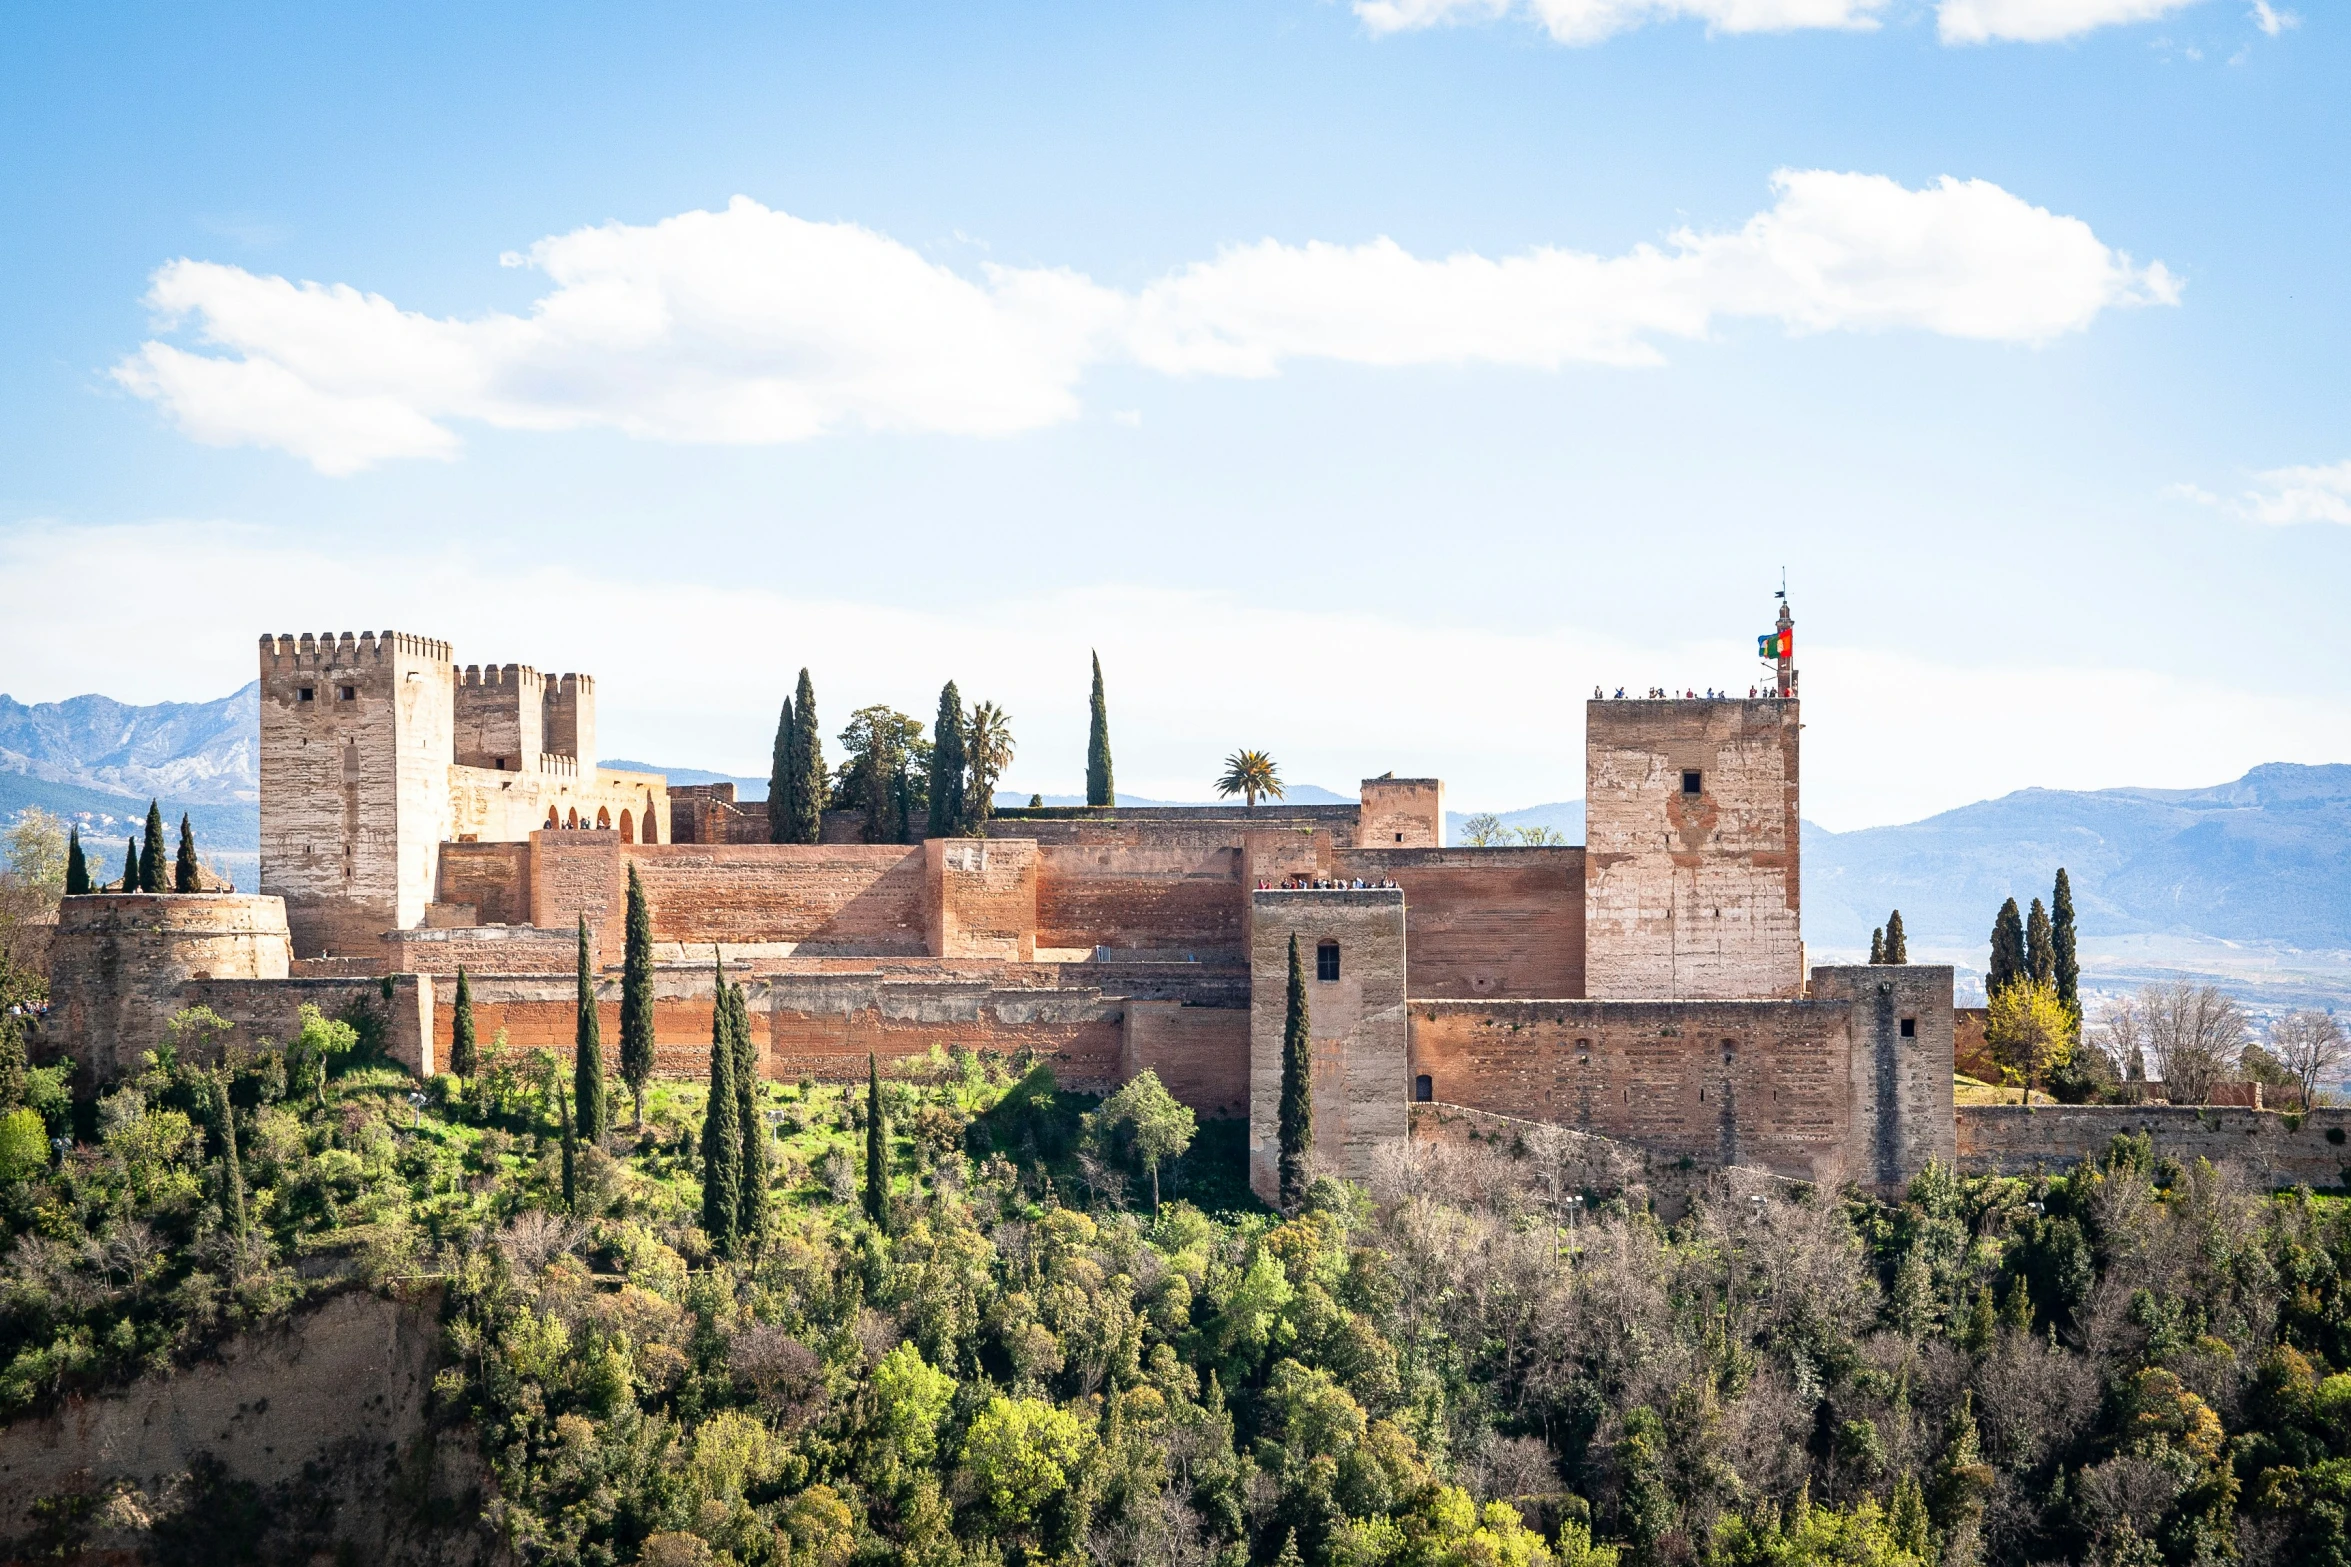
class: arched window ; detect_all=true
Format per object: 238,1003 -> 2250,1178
566,807 -> 579,828
545,807 -> 559,828
1316,941 -> 1340,982
619,809 -> 634,843
596,808 -> 611,830
641,799 -> 658,844
1414,1074 -> 1433,1103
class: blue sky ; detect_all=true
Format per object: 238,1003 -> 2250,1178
0,0 -> 2343,826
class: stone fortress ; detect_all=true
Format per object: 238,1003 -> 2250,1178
49,607 -> 2351,1200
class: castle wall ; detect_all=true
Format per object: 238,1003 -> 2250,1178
182,973 -> 435,1077
1035,844 -> 1245,955
258,631 -> 455,956
446,765 -> 668,847
46,895 -> 293,1081
617,842 -> 931,956
927,838 -> 1039,961
1249,889 -> 1409,1203
987,805 -> 1366,848
1812,965 -> 1956,1187
1956,1104 -> 2351,1188
452,663 -> 543,771
1407,997 -> 1855,1186
1124,1001 -> 1250,1117
541,673 -> 595,764
1337,847 -> 1585,999
1358,778 -> 1444,848
1583,699 -> 1801,1000
434,840 -> 532,926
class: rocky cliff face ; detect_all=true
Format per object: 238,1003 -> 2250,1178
0,1288 -> 493,1566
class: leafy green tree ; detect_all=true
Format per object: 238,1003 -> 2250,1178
2051,868 -> 2079,1013
1279,933 -> 1313,1210
839,705 -> 925,844
964,700 -> 1015,831
286,1003 -> 359,1105
1086,651 -> 1114,808
1987,898 -> 2025,997
1988,978 -> 2076,1103
449,967 -> 477,1078
64,828 -> 89,896
138,801 -> 166,892
174,813 -> 200,893
788,669 -> 824,844
2025,897 -> 2053,987
573,919 -> 609,1144
960,1395 -> 1089,1532
780,700 -> 808,845
120,836 -> 138,893
701,953 -> 742,1250
730,981 -> 765,1246
1884,908 -> 1907,963
1092,1069 -> 1194,1210
559,1087 -> 577,1212
864,1052 -> 888,1228
0,1107 -> 46,1182
620,865 -> 655,1126
1216,749 -> 1283,809
927,681 -> 967,838
872,1342 -> 955,1469
213,1071 -> 245,1234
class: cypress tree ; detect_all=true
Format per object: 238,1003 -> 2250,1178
573,918 -> 609,1144
138,801 -> 166,892
64,828 -> 89,896
780,700 -> 808,845
789,670 -> 824,844
1988,899 -> 2026,997
1278,933 -> 1314,1211
559,1088 -> 577,1213
700,952 -> 742,1250
927,681 -> 967,839
2025,898 -> 2054,987
121,838 -> 138,892
174,813 -> 200,893
620,865 -> 655,1126
1086,651 -> 1115,808
450,967 -> 478,1078
1869,928 -> 1885,965
0,1011 -> 25,1110
731,981 -> 766,1246
864,1052 -> 888,1228
1885,909 -> 1907,964
216,1073 -> 245,1235
2051,869 -> 2080,1014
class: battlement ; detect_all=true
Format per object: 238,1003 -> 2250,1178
259,630 -> 453,666
541,672 -> 595,762
454,662 -> 546,771
537,753 -> 580,778
460,662 -> 543,690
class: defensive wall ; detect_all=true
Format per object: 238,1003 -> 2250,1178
1956,1105 -> 2351,1189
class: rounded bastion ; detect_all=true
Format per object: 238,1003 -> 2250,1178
47,895 -> 292,1081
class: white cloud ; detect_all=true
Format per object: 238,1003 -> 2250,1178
117,176 -> 2175,473
1935,0 -> 2204,45
5,520 -> 2336,832
1356,0 -> 1885,45
2239,460 -> 2351,526
2249,1 -> 2297,35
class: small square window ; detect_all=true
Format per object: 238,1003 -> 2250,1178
1899,1017 -> 1917,1039
1317,941 -> 1340,982
1394,832 -> 1404,843
1413,1074 -> 1433,1103
339,685 -> 356,701
298,686 -> 314,702
1681,770 -> 1703,795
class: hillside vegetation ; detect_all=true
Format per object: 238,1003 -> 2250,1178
9,1014 -> 2351,1567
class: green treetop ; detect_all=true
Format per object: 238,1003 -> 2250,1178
138,801 -> 166,893
174,813 -> 199,893
701,952 -> 743,1250
1884,909 -> 1907,963
1987,898 -> 2026,997
789,669 -> 824,844
730,980 -> 765,1247
120,838 -> 138,893
1093,1068 -> 1194,1211
64,828 -> 89,896
927,681 -> 968,839
2051,868 -> 2080,1012
864,1051 -> 889,1229
2025,897 -> 2053,987
1279,932 -> 1313,1211
768,694 -> 796,844
449,967 -> 477,1077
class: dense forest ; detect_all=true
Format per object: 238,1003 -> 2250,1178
6,997 -> 2351,1567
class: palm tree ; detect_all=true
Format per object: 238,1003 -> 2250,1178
963,701 -> 1016,828
1216,749 -> 1284,809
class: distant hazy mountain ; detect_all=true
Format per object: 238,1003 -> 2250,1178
0,684 -> 257,804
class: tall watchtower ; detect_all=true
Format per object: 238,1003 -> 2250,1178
258,631 -> 455,956
1583,608 -> 1803,1000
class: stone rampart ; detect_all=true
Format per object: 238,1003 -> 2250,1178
46,895 -> 293,1081
1956,1104 -> 2351,1187
1339,846 -> 1585,998
1036,844 -> 1245,953
1124,1001 -> 1250,1117
183,973 -> 436,1077
1250,889 -> 1409,1202
928,838 -> 1039,960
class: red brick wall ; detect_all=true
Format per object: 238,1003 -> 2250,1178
767,1006 -> 1122,1088
622,843 -> 927,954
1124,1001 -> 1248,1116
1408,999 -> 1855,1185
434,841 -> 532,926
929,839 -> 1039,960
530,830 -> 625,961
1338,848 -> 1584,999
1036,845 -> 1245,952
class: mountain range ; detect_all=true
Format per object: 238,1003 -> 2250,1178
8,689 -> 2346,1001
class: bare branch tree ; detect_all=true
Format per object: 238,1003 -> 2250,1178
2268,1009 -> 2347,1110
2138,981 -> 2247,1105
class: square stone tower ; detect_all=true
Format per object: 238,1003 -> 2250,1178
258,631 -> 455,956
1248,888 -> 1408,1203
1583,698 -> 1802,1000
